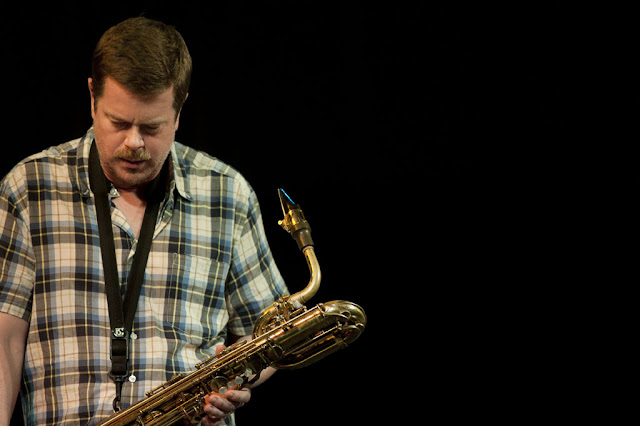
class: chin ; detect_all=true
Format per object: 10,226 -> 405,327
108,166 -> 154,189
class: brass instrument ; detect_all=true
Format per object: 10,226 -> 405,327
99,189 -> 366,425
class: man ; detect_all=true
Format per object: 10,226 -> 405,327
0,17 -> 287,425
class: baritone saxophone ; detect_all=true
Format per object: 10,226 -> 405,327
99,189 -> 367,425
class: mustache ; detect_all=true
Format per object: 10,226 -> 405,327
115,147 -> 152,161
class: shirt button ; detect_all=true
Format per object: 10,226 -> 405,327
129,375 -> 137,383
130,332 -> 137,340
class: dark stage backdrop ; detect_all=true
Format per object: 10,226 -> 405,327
2,2 -> 566,425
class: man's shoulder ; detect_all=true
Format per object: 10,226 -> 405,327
8,138 -> 83,173
172,142 -> 250,189
1,138 -> 84,187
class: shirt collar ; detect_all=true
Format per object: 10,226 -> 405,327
76,127 -> 192,201
169,142 -> 192,201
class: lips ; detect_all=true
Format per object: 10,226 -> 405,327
119,158 -> 146,169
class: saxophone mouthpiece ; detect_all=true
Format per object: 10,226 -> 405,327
278,188 -> 296,215
278,188 -> 314,251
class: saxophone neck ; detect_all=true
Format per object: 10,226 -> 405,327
277,189 -> 321,305
290,246 -> 321,305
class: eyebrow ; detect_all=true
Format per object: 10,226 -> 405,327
105,112 -> 168,126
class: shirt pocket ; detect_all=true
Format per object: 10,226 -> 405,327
162,253 -> 230,346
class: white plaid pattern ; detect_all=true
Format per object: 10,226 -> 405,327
0,128 -> 287,425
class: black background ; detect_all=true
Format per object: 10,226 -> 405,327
2,1 -> 574,424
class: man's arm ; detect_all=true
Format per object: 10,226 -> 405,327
0,312 -> 28,424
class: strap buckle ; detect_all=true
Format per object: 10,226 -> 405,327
109,327 -> 130,412
109,327 -> 130,381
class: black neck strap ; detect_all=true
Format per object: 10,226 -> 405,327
88,142 -> 168,412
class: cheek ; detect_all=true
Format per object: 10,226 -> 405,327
141,135 -> 174,165
152,130 -> 176,155
93,124 -> 121,155
155,139 -> 174,162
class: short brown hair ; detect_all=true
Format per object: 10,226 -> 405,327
91,17 -> 192,115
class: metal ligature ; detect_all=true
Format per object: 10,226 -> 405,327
99,189 -> 367,425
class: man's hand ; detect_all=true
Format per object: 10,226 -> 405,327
198,336 -> 278,425
200,344 -> 250,425
201,388 -> 252,426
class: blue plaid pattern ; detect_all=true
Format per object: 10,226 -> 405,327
0,128 -> 288,425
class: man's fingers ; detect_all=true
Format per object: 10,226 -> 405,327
205,394 -> 237,413
204,403 -> 227,419
225,388 -> 252,406
201,416 -> 224,426
202,388 -> 251,425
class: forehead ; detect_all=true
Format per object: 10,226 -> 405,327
98,77 -> 175,123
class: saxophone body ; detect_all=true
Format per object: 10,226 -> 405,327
99,189 -> 366,425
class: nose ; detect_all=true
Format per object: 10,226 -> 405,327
124,127 -> 145,151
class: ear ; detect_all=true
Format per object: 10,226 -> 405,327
174,110 -> 181,132
174,93 -> 188,131
88,78 -> 96,120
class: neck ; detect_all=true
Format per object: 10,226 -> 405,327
111,189 -> 148,239
116,186 -> 148,205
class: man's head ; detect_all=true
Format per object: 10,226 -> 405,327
90,17 -> 192,115
88,17 -> 192,191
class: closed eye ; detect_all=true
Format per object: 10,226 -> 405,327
112,121 -> 131,130
141,124 -> 162,135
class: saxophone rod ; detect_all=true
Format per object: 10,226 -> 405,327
278,189 -> 321,305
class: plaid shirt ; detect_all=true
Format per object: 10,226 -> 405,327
0,128 -> 288,425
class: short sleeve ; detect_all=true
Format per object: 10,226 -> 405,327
225,184 -> 288,337
0,172 -> 36,321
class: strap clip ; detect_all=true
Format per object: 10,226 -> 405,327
109,328 -> 130,381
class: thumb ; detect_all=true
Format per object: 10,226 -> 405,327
215,344 -> 226,355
